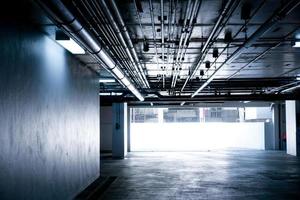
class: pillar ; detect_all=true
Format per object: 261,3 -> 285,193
112,103 -> 128,158
265,103 -> 280,150
285,100 -> 300,156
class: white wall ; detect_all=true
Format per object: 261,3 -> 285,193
100,106 -> 113,151
131,122 -> 265,151
286,101 -> 297,156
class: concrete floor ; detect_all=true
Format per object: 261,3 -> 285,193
100,150 -> 300,200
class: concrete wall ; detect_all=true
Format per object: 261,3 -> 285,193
100,106 -> 113,152
131,122 -> 265,151
0,25 -> 100,199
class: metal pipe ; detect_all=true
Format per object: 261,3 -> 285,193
149,0 -> 160,83
36,0 -> 144,101
172,0 -> 201,88
161,0 -> 165,88
75,1 -> 143,88
227,28 -> 299,80
83,1 -> 143,87
166,0 -> 172,86
142,94 -> 300,102
111,0 -> 150,88
172,0 -> 194,87
171,0 -> 192,87
281,84 -> 300,93
181,0 -> 239,92
266,81 -> 300,94
191,0 -> 300,97
98,0 -> 146,88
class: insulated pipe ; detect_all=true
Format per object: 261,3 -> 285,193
36,0 -> 144,101
99,0 -> 147,88
110,0 -> 150,88
84,1 -> 143,87
191,0 -> 300,98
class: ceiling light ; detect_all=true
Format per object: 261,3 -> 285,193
205,61 -> 211,69
143,42 -> 149,52
292,41 -> 300,48
99,78 -> 115,83
231,92 -> 252,95
213,48 -> 219,58
56,31 -> 85,54
99,92 -> 123,96
224,29 -> 232,43
200,70 -> 204,76
296,77 -> 300,81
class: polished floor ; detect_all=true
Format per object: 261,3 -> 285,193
100,150 -> 300,200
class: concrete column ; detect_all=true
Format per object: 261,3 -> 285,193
285,100 -> 300,156
265,103 -> 280,150
127,107 -> 131,152
112,103 -> 128,158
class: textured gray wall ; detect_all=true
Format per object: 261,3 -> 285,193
0,26 -> 100,199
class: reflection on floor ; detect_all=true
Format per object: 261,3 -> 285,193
100,150 -> 300,200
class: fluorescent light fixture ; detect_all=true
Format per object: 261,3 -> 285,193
231,92 -> 252,95
99,78 -> 115,83
180,102 -> 185,106
296,77 -> 300,81
292,41 -> 300,48
56,30 -> 85,54
56,38 -> 85,54
99,92 -> 123,96
243,101 -> 251,103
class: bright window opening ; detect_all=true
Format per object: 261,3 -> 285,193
130,107 -> 272,151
